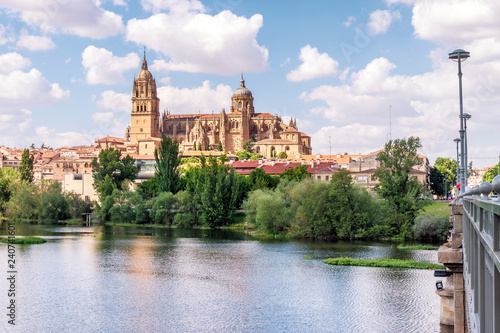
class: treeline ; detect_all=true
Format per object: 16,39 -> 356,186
93,137 -> 309,227
0,168 -> 92,222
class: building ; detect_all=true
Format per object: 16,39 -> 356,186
124,52 -> 312,158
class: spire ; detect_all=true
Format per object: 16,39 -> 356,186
142,47 -> 148,70
240,73 -> 245,88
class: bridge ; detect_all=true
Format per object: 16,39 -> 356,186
437,175 -> 500,333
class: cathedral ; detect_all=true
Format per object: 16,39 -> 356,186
125,53 -> 312,158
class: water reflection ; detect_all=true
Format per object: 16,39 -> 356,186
0,223 -> 452,332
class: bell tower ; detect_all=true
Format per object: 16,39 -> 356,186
129,51 -> 160,144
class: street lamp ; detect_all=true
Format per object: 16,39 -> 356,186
463,113 -> 471,186
454,137 -> 461,195
449,49 -> 470,196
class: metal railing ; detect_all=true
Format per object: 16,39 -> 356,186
461,175 -> 500,332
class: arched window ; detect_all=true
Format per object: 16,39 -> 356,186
238,101 -> 242,108
137,106 -> 139,112
256,146 -> 260,153
140,105 -> 143,111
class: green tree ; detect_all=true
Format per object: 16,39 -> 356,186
248,167 -> 277,190
429,167 -> 447,197
154,135 -> 181,194
6,182 -> 41,220
372,137 -> 428,237
193,141 -> 197,151
91,148 -> 138,199
195,157 -> 239,227
434,157 -> 458,185
278,152 -> 288,159
19,148 -> 34,183
150,192 -> 177,224
39,181 -> 70,221
217,141 -> 223,151
280,165 -> 310,182
483,162 -> 500,183
205,141 -> 210,151
243,139 -> 254,153
0,167 -> 19,212
65,192 -> 93,220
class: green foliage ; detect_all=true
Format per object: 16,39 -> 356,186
6,182 -> 41,220
248,168 -> 278,190
150,191 -> 177,224
136,177 -> 158,199
412,214 -> 450,243
180,157 -> 201,164
19,149 -> 34,183
193,141 -> 197,151
205,141 -> 210,151
217,141 -> 223,151
277,152 -> 288,159
483,162 -> 500,183
174,190 -> 200,227
236,151 -> 263,161
195,157 -> 239,227
429,167 -> 447,197
39,181 -> 70,221
323,257 -> 444,270
91,148 -> 138,199
434,157 -> 458,185
280,165 -> 310,182
64,192 -> 93,219
243,139 -> 254,153
372,137 -> 429,237
2,236 -> 47,244
0,167 -> 19,212
155,135 -> 181,194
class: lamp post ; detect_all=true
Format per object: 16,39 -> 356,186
454,137 -> 461,196
449,49 -> 470,196
463,113 -> 471,186
443,174 -> 449,199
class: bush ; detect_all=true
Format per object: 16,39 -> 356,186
412,214 -> 449,243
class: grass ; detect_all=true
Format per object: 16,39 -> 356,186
397,244 -> 439,250
323,257 -> 444,270
2,236 -> 47,244
421,201 -> 450,218
304,255 -> 313,260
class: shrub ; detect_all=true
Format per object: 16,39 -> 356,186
412,214 -> 449,243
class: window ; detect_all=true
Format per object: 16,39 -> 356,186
325,176 -> 329,181
357,176 -> 368,181
238,101 -> 242,108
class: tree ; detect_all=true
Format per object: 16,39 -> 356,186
429,167 -> 447,197
372,137 -> 428,237
205,141 -> 210,151
243,139 -> 254,153
39,181 -> 70,221
19,148 -> 34,183
195,157 -> 239,227
434,157 -> 458,185
193,141 -> 197,151
217,141 -> 223,151
483,162 -> 500,183
278,152 -> 288,159
280,165 -> 310,182
150,192 -> 177,224
154,135 -> 181,194
0,168 -> 19,212
91,148 -> 138,199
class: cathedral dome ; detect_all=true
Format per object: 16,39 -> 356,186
137,51 -> 153,81
233,75 -> 252,97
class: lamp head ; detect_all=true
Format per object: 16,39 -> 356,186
463,113 -> 471,120
454,138 -> 461,143
449,49 -> 470,62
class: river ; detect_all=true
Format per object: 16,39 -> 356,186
0,222 -> 453,332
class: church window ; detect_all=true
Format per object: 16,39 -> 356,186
144,105 -> 147,111
238,101 -> 242,108
286,146 -> 290,151
236,122 -> 239,129
137,106 -> 139,112
246,102 -> 249,109
256,146 -> 260,153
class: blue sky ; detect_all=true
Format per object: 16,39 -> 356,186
0,0 -> 499,168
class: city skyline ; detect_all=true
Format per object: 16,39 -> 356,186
0,0 -> 499,167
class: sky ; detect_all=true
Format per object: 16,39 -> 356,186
0,0 -> 499,168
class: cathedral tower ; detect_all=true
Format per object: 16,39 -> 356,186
230,75 -> 254,115
129,51 -> 160,143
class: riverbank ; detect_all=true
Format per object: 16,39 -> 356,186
324,257 -> 445,270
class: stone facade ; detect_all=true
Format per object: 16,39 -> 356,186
125,55 -> 312,158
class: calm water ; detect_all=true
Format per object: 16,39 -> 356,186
0,222 -> 453,333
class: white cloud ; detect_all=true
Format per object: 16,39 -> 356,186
0,52 -> 31,73
0,24 -> 13,45
35,126 -> 94,148
157,80 -> 232,114
0,68 -> 69,108
141,0 -> 205,13
0,0 -> 124,38
287,45 -> 339,82
300,54 -> 500,167
411,0 -> 500,45
344,16 -> 356,27
126,9 -> 269,75
113,0 -> 128,6
367,9 -> 401,35
82,46 -> 140,85
97,90 -> 130,112
280,58 -> 290,68
17,35 -> 55,51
